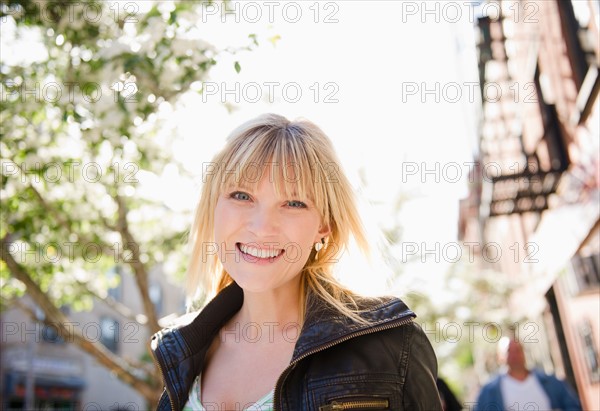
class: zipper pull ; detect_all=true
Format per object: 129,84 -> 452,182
319,399 -> 390,410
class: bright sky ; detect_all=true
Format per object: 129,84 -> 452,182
165,1 -> 482,296
1,1 -> 482,297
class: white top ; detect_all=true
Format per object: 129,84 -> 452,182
183,375 -> 274,411
500,373 -> 552,411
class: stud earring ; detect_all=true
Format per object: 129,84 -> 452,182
314,241 -> 323,253
314,238 -> 325,256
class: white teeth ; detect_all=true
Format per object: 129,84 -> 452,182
239,243 -> 282,259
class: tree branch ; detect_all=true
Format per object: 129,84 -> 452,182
114,194 -> 161,334
74,280 -> 148,326
1,234 -> 159,402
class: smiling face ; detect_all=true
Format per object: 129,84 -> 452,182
186,114 -> 366,300
213,166 -> 330,294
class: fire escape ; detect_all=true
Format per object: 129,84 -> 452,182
476,13 -> 570,219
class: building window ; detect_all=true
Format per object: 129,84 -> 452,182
149,282 -> 163,317
100,317 -> 119,353
570,253 -> 600,294
579,320 -> 600,383
38,306 -> 69,344
41,323 -> 64,343
106,266 -> 123,302
533,65 -> 569,172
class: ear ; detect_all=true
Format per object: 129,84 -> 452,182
315,224 -> 331,242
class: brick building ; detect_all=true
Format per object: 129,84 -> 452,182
460,0 -> 599,409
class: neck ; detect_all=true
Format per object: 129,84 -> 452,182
237,281 -> 302,329
508,367 -> 530,381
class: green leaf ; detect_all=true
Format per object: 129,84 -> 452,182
248,33 -> 259,47
268,35 -> 281,47
234,61 -> 241,74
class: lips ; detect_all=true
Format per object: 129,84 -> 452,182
236,242 -> 285,263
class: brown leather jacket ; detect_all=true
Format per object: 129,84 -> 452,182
151,282 -> 442,410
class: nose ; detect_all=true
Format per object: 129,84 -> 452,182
248,204 -> 280,238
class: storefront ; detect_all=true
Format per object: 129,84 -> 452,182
1,352 -> 85,411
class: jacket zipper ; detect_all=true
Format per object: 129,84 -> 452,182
152,336 -> 177,411
272,315 -> 414,411
319,399 -> 390,410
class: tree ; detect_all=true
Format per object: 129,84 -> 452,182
0,0 -> 255,406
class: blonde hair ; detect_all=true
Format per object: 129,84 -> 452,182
186,113 -> 371,322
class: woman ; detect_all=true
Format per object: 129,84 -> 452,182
151,114 -> 442,410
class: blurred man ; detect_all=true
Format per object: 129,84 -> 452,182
474,337 -> 582,411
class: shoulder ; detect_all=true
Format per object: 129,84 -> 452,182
531,369 -> 582,409
531,369 -> 556,382
347,294 -> 424,349
150,311 -> 201,363
152,311 -> 199,342
355,294 -> 411,314
474,375 -> 503,411
298,292 -> 419,355
532,369 -> 569,387
164,310 -> 201,329
355,295 -> 425,348
349,305 -> 437,378
301,292 -> 414,335
479,374 -> 503,393
348,294 -> 416,326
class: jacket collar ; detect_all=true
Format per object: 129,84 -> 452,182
151,282 -> 416,401
150,283 -> 243,411
292,289 -> 415,361
153,281 -> 416,359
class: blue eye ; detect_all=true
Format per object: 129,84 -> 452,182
231,191 -> 251,201
288,200 -> 307,208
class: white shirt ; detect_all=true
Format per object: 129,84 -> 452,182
183,375 -> 274,411
500,373 -> 552,411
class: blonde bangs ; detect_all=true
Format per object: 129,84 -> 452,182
215,126 -> 332,224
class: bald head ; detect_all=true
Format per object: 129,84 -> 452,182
498,337 -> 528,377
506,340 -> 527,371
